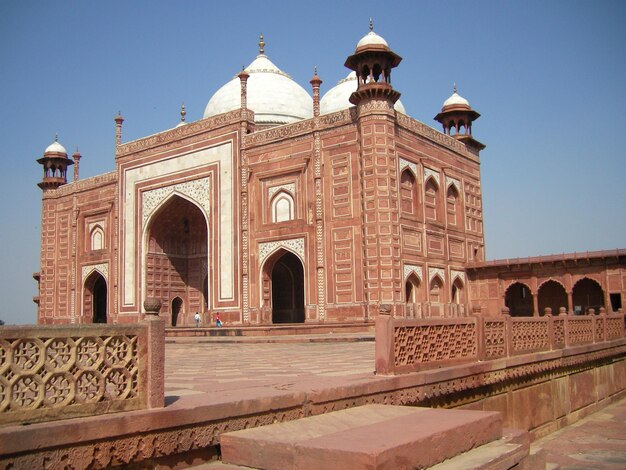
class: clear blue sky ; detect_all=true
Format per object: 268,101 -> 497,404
1,1 -> 624,325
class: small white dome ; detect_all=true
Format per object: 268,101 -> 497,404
175,121 -> 188,128
356,31 -> 389,50
443,91 -> 470,109
45,138 -> 66,154
320,72 -> 406,115
203,54 -> 313,125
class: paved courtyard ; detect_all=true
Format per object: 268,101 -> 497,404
164,337 -> 376,399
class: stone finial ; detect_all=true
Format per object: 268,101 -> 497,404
180,102 -> 186,123
501,306 -> 510,316
587,308 -> 595,315
544,307 -> 552,316
453,82 -> 457,94
143,297 -> 162,316
258,33 -> 265,55
369,17 -> 373,32
559,307 -> 567,316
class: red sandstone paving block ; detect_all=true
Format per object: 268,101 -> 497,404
221,404 -> 502,470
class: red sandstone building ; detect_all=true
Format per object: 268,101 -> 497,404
34,27 -> 626,326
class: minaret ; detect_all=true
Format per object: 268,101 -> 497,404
72,147 -> 81,182
434,84 -> 485,151
346,21 -> 403,317
37,134 -> 74,190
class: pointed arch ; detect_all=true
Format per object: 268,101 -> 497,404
400,169 -> 418,217
84,271 -> 107,323
271,190 -> 295,223
505,281 -> 534,316
260,247 -> 305,324
446,184 -> 461,227
451,276 -> 466,304
143,194 -> 209,321
90,225 -> 105,251
572,277 -> 604,314
424,176 -> 440,222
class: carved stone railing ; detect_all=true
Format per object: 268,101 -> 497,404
0,309 -> 164,426
376,306 -> 625,375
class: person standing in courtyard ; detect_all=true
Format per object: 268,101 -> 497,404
215,312 -> 222,328
194,312 -> 200,327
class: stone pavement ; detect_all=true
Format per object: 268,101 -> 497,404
164,335 -> 376,401
164,335 -> 626,469
533,397 -> 626,469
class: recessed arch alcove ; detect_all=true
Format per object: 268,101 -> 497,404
261,249 -> 305,324
84,271 -> 107,323
144,194 -> 208,326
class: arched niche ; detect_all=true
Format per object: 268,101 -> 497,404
261,248 -> 305,324
504,282 -> 534,317
84,271 -> 107,323
572,277 -> 604,314
538,279 -> 568,315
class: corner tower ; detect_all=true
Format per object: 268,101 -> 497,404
37,135 -> 74,190
434,85 -> 485,152
346,21 -> 403,317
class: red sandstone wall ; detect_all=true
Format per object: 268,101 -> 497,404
38,173 -> 117,324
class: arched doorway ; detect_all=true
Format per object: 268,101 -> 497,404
405,273 -> 423,318
268,251 -> 305,324
84,272 -> 107,323
145,195 -> 208,326
171,297 -> 183,326
505,282 -> 534,316
538,280 -> 568,315
572,278 -> 604,314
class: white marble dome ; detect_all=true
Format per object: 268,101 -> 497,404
356,30 -> 389,51
443,90 -> 470,109
320,72 -> 406,115
45,138 -> 66,154
203,54 -> 313,125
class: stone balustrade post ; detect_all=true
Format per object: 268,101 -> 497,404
559,307 -> 567,316
500,307 -> 512,359
143,298 -> 165,409
375,304 -> 394,375
543,307 -> 552,317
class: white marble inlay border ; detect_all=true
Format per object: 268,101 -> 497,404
424,167 -> 440,185
399,158 -> 418,178
446,176 -> 461,192
451,269 -> 466,284
258,237 -> 305,266
142,178 -> 211,229
82,263 -> 109,284
122,142 -> 233,306
404,264 -> 423,282
268,183 -> 295,199
429,267 -> 445,283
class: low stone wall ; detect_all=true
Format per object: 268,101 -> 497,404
0,315 -> 164,426
376,310 -> 625,374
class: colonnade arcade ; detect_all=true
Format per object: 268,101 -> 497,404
505,277 -> 607,316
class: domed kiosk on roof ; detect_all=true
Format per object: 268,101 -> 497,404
203,35 -> 312,128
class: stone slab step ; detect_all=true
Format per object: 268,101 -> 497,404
220,404 -> 503,470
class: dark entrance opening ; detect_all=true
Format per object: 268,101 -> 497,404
572,278 -> 604,314
538,280 -> 568,315
92,276 -> 107,323
171,297 -> 183,326
271,251 -> 305,324
505,282 -> 533,316
84,272 -> 107,323
610,293 -> 622,312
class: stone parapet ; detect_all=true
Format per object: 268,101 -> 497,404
376,312 -> 626,375
0,315 -> 164,426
